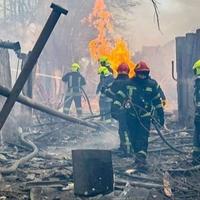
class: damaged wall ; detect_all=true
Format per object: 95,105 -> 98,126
176,29 -> 200,127
0,48 -> 20,145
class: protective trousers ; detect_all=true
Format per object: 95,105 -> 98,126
99,95 -> 112,121
127,115 -> 151,163
193,116 -> 200,164
64,94 -> 82,115
118,112 -> 130,153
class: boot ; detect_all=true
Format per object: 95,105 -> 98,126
192,151 -> 200,165
134,152 -> 148,173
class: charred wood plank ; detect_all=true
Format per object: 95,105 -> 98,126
25,180 -> 67,188
115,179 -> 163,189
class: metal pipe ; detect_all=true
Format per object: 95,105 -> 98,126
0,85 -> 99,130
0,3 -> 68,130
0,41 -> 21,51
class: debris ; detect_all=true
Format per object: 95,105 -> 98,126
120,186 -> 150,200
115,179 -> 163,189
26,174 -> 36,181
62,182 -> 74,191
0,154 -> 7,162
0,131 -> 38,175
123,171 -> 161,183
25,180 -> 67,189
30,188 -> 42,200
163,171 -> 173,198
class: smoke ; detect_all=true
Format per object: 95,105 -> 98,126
111,0 -> 200,51
0,0 -> 198,110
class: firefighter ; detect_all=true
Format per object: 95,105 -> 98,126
113,61 -> 164,172
96,66 -> 114,122
62,63 -> 86,116
192,59 -> 200,165
104,63 -> 130,154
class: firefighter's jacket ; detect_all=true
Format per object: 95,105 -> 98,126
104,74 -> 129,119
62,72 -> 86,95
194,77 -> 200,119
96,73 -> 114,96
113,76 -> 164,121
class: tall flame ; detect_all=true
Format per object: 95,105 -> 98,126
87,0 -> 135,77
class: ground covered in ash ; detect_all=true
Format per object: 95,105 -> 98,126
0,113 -> 200,200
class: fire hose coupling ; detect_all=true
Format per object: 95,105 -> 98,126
50,3 -> 68,15
124,99 -> 132,109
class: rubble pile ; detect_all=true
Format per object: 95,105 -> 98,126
0,113 -> 199,200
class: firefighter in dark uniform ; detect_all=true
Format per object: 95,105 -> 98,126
96,66 -> 114,122
113,61 -> 164,171
62,63 -> 86,116
104,63 -> 130,154
192,59 -> 200,165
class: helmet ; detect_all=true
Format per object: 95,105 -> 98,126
98,66 -> 109,75
134,61 -> 150,73
117,63 -> 130,74
98,56 -> 108,63
193,59 -> 200,75
71,63 -> 80,72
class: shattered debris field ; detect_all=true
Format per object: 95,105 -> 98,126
0,113 -> 199,200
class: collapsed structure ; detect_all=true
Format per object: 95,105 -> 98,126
0,1 -> 199,200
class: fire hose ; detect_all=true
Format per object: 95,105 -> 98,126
152,119 -> 188,154
0,131 -> 38,175
81,87 -> 94,115
80,93 -> 191,155
129,102 -> 190,155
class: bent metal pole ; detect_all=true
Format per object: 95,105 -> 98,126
0,86 -> 99,130
0,3 -> 68,130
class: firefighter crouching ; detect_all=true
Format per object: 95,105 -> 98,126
62,63 -> 86,116
96,66 -> 114,122
192,59 -> 200,165
104,63 -> 130,154
113,61 -> 164,172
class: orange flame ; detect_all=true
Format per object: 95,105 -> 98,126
87,0 -> 135,77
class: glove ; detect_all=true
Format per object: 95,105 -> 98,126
162,100 -> 166,107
